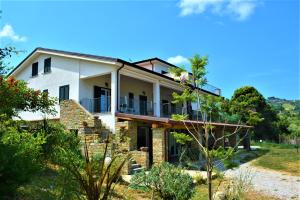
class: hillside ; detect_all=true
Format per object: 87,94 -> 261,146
267,97 -> 300,112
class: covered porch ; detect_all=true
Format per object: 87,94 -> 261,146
115,112 -> 251,172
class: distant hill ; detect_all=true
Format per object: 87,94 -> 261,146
267,97 -> 300,112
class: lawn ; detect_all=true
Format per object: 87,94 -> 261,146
14,142 -> 298,199
251,142 -> 300,176
16,168 -> 279,200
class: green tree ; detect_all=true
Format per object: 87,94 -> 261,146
278,103 -> 300,152
0,48 -> 56,197
230,86 -> 277,140
0,115 -> 46,195
0,47 -> 20,75
0,76 -> 56,117
169,54 -> 254,200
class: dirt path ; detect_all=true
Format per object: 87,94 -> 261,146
225,162 -> 300,200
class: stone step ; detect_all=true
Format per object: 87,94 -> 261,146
131,167 -> 144,174
131,163 -> 141,169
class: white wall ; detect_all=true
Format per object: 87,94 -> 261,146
79,74 -> 111,101
79,60 -> 116,78
14,54 -> 80,121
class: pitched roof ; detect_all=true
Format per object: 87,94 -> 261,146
8,47 -> 220,96
133,57 -> 179,68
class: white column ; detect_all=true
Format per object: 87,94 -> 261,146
111,70 -> 117,115
153,80 -> 160,117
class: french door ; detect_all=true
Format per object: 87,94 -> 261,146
94,86 -> 111,113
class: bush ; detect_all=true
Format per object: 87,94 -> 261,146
194,174 -> 206,185
32,121 -> 81,160
222,169 -> 252,200
130,162 -> 194,200
0,115 -> 45,196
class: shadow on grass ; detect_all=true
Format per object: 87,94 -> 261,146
237,148 -> 270,164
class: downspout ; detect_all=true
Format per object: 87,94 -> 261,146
116,63 -> 125,112
150,60 -> 154,71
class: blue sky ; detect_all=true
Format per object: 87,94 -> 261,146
0,0 -> 299,100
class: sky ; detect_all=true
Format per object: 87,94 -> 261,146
0,0 -> 299,100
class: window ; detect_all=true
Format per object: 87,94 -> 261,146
161,70 -> 168,75
129,92 -> 134,108
32,62 -> 38,77
162,100 -> 169,116
59,85 -> 69,102
44,58 -> 51,73
43,89 -> 48,94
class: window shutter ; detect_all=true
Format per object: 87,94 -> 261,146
44,58 -> 51,73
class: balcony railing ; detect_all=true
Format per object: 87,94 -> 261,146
80,97 -> 111,113
160,102 -> 205,121
119,96 -> 154,116
202,83 -> 221,96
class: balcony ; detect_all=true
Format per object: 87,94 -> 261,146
202,83 -> 221,96
80,97 -> 111,113
119,96 -> 154,116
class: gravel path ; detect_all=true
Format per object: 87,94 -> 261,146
225,162 -> 300,200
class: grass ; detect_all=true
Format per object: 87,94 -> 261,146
16,170 -> 278,200
251,142 -> 300,176
13,142 -> 299,199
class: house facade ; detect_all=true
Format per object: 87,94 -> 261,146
10,47 -> 249,174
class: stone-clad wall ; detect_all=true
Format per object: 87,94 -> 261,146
115,120 -> 138,151
152,127 -> 166,165
60,99 -> 101,131
131,150 -> 149,169
60,99 -> 110,157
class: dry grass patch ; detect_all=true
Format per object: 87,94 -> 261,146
252,143 -> 300,176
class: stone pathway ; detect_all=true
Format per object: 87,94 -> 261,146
225,162 -> 300,200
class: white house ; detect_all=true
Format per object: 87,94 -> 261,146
10,48 -> 247,172
10,47 -> 221,131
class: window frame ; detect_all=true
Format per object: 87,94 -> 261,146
44,57 -> 51,74
59,85 -> 69,102
32,62 -> 39,77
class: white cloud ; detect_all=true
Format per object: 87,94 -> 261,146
167,55 -> 190,66
0,24 -> 27,42
178,0 -> 258,21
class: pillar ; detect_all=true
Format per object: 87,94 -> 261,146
153,80 -> 160,117
152,127 -> 166,164
111,70 -> 117,115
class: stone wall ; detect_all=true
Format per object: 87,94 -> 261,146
60,99 -> 111,157
60,99 -> 101,131
152,127 -> 166,165
131,150 -> 150,169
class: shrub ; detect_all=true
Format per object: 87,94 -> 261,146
194,174 -> 206,185
130,162 -> 194,200
222,169 -> 253,200
0,115 -> 45,196
52,137 -> 130,200
32,121 -> 81,160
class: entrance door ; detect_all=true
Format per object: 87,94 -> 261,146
137,126 -> 153,166
168,130 -> 180,162
139,95 -> 147,115
94,86 -> 111,113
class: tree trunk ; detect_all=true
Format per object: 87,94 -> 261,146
207,168 -> 212,200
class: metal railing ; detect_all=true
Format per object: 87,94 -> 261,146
202,83 -> 221,96
160,102 -> 206,121
80,97 -> 111,113
119,96 -> 154,116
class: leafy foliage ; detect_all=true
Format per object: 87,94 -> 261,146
52,136 -> 130,200
0,115 -> 46,195
0,47 -> 20,75
130,162 -> 194,200
230,86 -> 277,140
0,76 -> 56,117
168,54 -> 252,200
